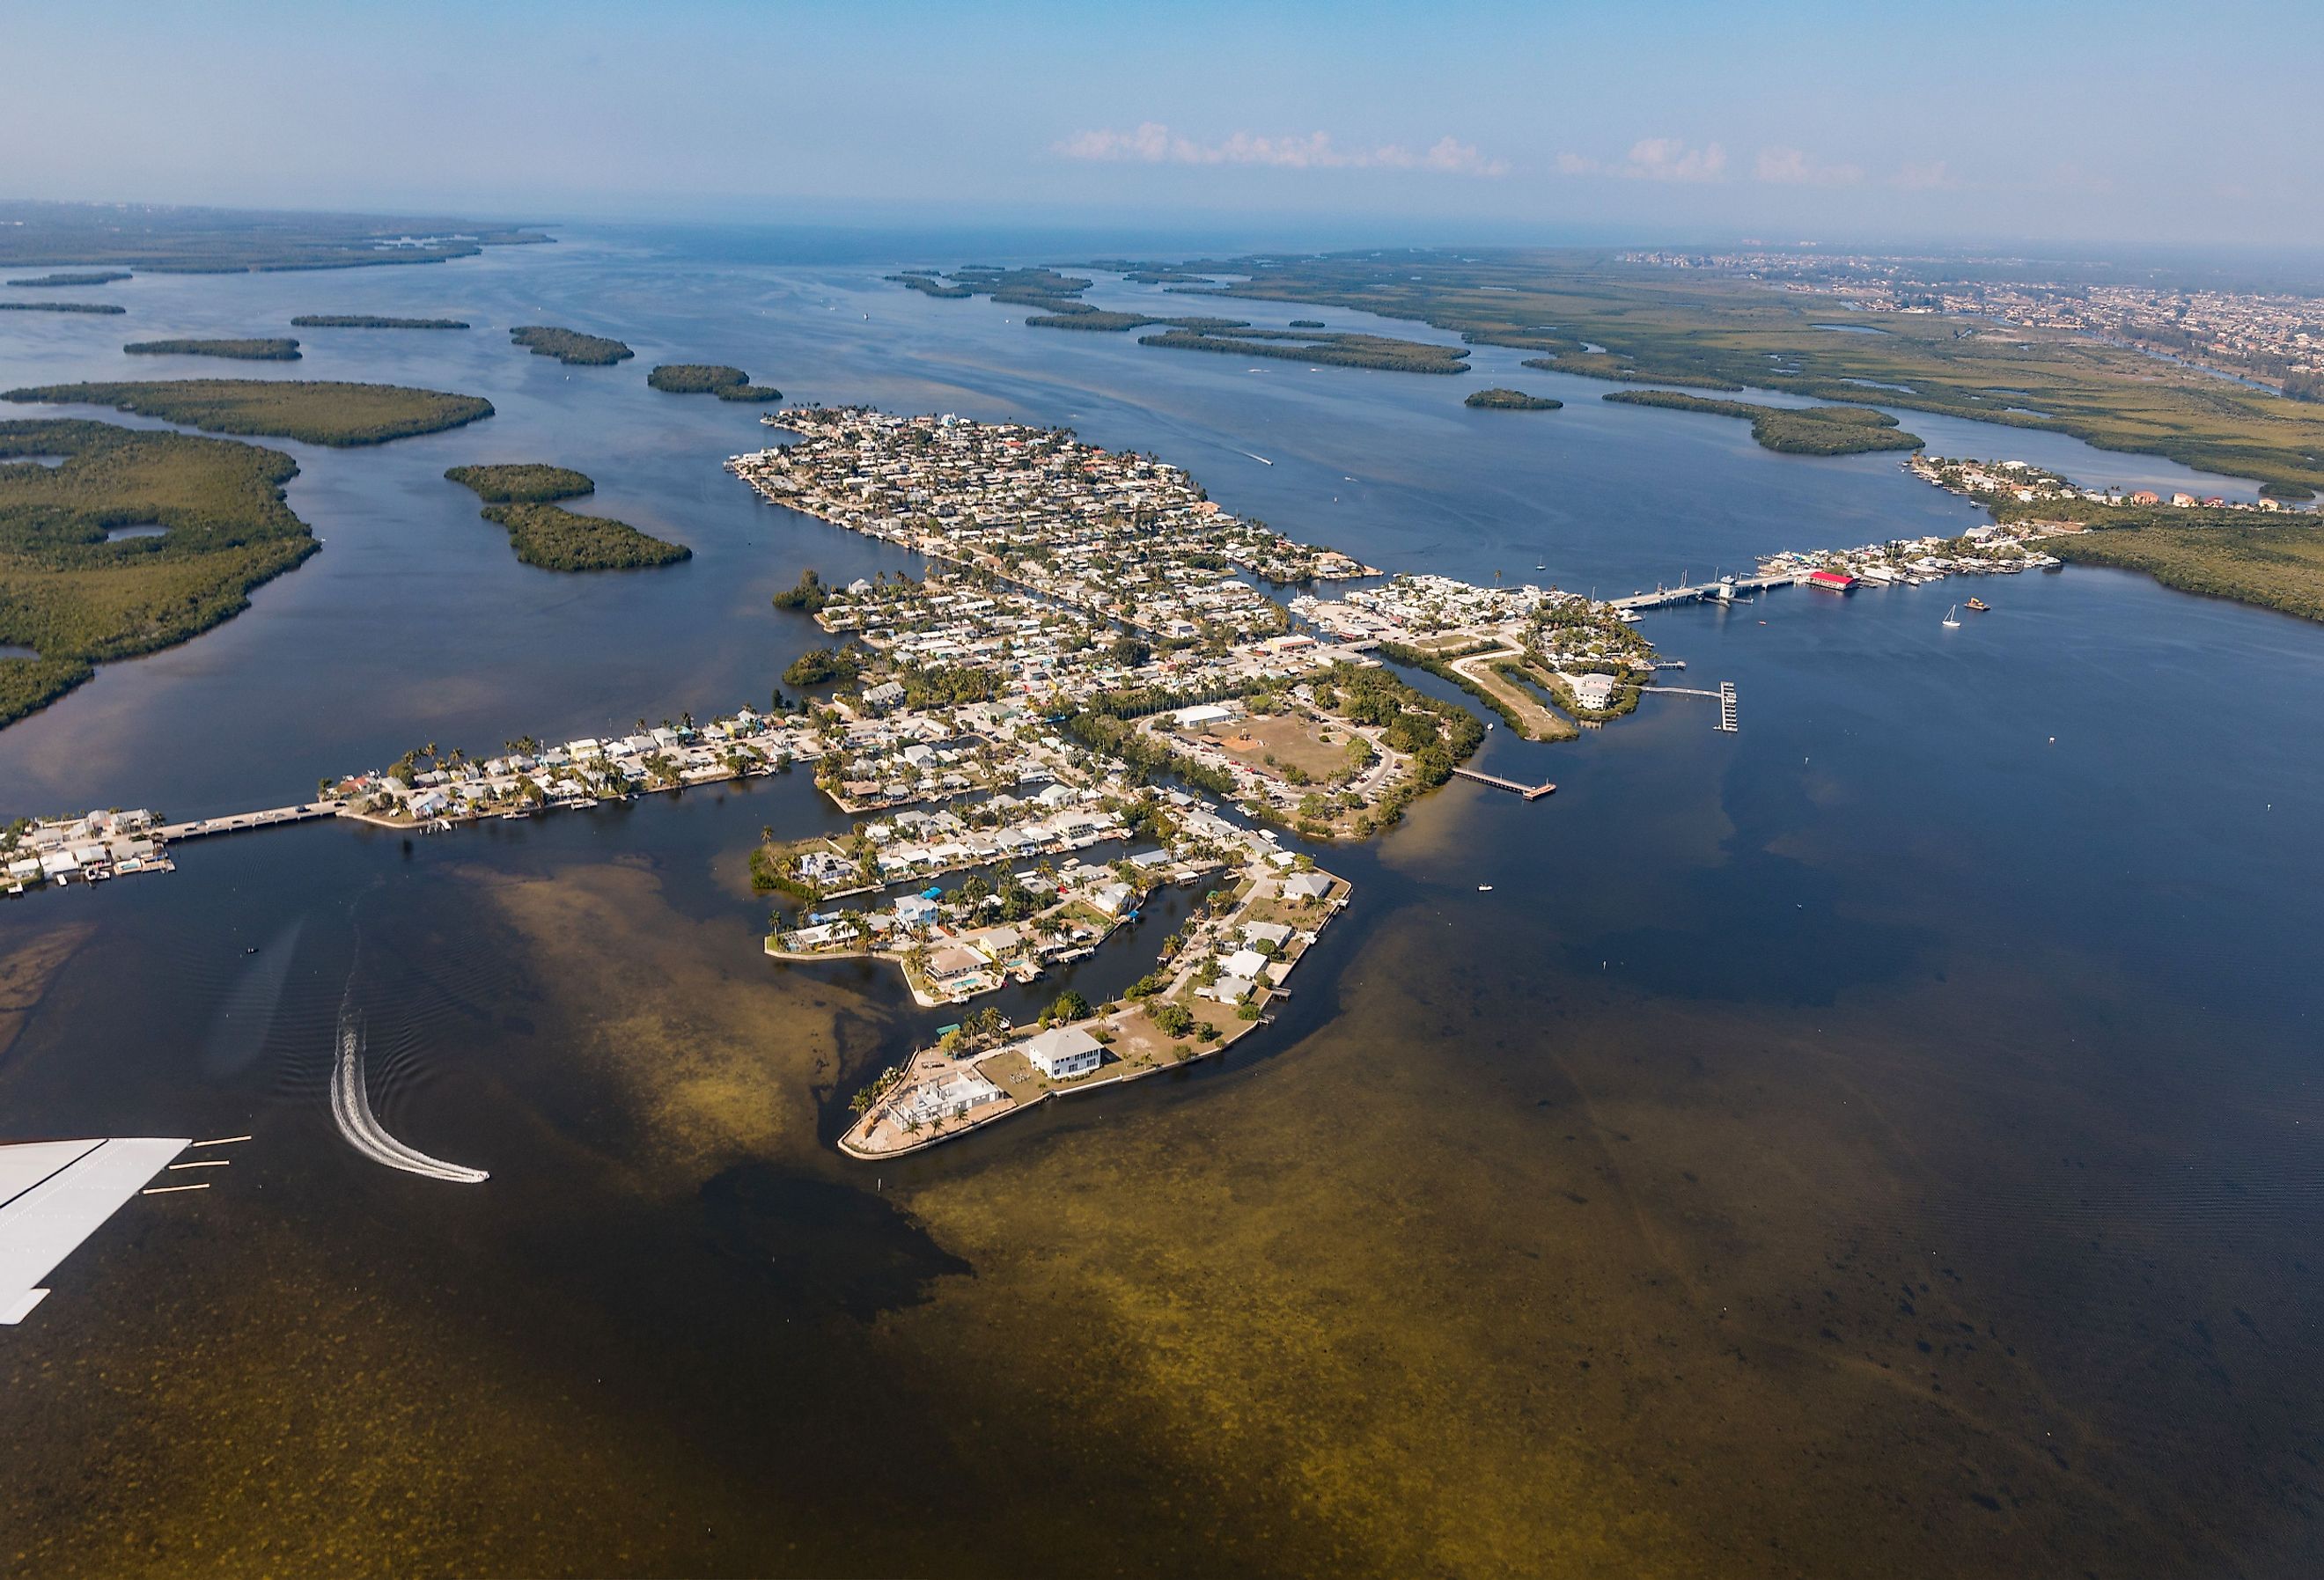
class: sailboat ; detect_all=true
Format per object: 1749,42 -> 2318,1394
1942,605 -> 1962,628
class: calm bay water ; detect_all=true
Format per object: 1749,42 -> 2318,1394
2,230 -> 2320,1577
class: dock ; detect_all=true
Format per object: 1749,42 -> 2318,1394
1640,681 -> 1740,732
1451,767 -> 1557,800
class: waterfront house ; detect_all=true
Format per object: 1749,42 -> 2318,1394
1223,947 -> 1271,981
1281,871 -> 1333,903
1020,1025 -> 1103,1079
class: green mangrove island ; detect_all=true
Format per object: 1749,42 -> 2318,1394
885,263 -> 1472,372
445,463 -> 595,503
1465,388 -> 1563,410
1604,390 -> 1921,455
0,302 -> 124,314
8,271 -> 131,287
0,418 -> 317,725
511,325 -> 634,365
646,364 -> 781,401
479,503 -> 688,572
291,315 -> 470,330
3,379 -> 495,447
125,337 -> 302,361
446,465 -> 686,570
1136,326 -> 1472,374
1085,247 -> 2324,497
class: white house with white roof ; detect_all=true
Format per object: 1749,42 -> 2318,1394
1020,1025 -> 1103,1079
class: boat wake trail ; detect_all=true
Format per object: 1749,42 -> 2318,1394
328,998 -> 489,1184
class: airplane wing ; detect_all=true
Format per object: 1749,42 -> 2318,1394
0,1137 -> 190,1324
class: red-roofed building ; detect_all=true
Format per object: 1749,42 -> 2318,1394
1806,569 -> 1858,591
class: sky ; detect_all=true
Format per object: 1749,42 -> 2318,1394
7,0 -> 2322,252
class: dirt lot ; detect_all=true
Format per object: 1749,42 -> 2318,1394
1200,711 -> 1361,783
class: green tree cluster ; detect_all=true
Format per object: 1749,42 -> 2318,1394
3,378 -> 494,446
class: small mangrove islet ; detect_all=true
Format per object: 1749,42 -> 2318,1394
446,464 -> 686,570
511,325 -> 633,364
124,337 -> 302,361
646,364 -> 781,402
291,314 -> 470,329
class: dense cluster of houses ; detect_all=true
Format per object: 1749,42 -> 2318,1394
1911,453 -> 2293,515
2,808 -> 168,892
727,408 -> 1372,650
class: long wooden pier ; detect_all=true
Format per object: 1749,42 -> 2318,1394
1451,767 -> 1556,800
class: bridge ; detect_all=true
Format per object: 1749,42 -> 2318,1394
157,802 -> 342,842
1451,767 -> 1557,800
1609,572 -> 1795,613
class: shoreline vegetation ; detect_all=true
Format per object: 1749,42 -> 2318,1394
291,314 -> 469,330
1604,389 -> 1921,454
125,337 -> 302,361
1464,387 -> 1562,410
2048,521 -> 2324,622
0,418 -> 316,726
445,465 -> 686,570
2,379 -> 495,446
8,271 -> 132,287
511,325 -> 633,365
646,364 -> 781,402
0,198 -> 551,273
884,265 -> 1470,371
0,302 -> 124,314
1061,249 -> 2324,498
444,463 -> 594,503
1137,326 -> 1470,373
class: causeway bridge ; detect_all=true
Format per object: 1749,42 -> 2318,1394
1610,572 -> 1794,613
157,802 -> 342,842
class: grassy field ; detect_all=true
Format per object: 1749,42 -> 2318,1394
445,463 -> 595,503
646,364 -> 781,401
511,325 -> 632,365
0,418 -> 316,726
478,502 -> 688,572
1604,389 -> 1921,454
2049,521 -> 2324,622
125,338 -> 302,361
1118,250 -> 2324,497
1197,713 -> 1359,783
2,378 -> 494,445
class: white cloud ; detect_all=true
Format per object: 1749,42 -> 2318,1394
1888,160 -> 1961,191
1754,146 -> 1863,187
1054,122 -> 1507,177
1555,138 -> 1727,183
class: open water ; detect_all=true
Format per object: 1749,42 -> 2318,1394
2,227 -> 2320,1577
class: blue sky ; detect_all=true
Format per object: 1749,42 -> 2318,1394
8,0 -> 2321,248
